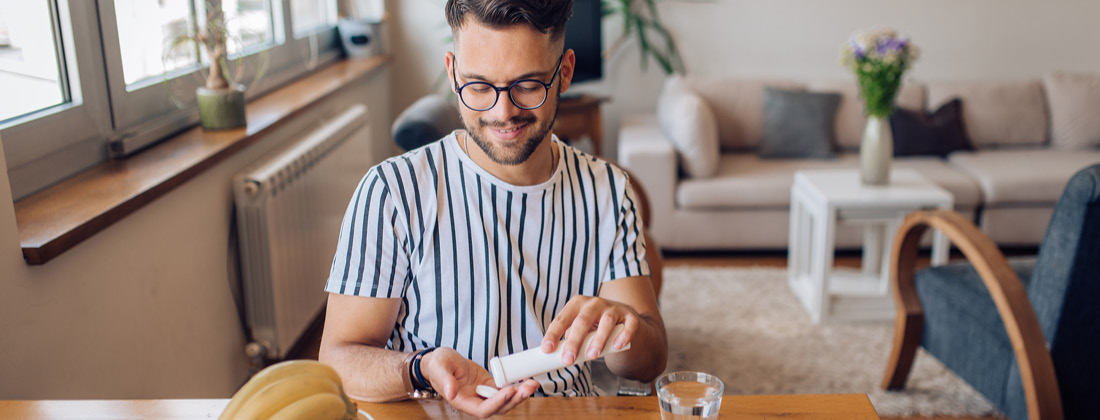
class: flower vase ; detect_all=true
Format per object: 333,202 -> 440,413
860,115 -> 892,185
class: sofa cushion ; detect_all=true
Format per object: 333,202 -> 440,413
927,81 -> 1048,149
807,80 -> 925,150
1042,72 -> 1100,150
657,75 -> 720,178
758,87 -> 839,159
948,149 -> 1100,205
678,153 -> 859,209
682,77 -> 805,151
892,157 -> 984,208
677,153 -> 983,210
890,98 -> 974,158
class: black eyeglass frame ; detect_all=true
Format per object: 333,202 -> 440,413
451,53 -> 565,112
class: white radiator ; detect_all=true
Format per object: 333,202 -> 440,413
234,104 -> 370,360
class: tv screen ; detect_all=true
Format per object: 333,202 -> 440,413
564,0 -> 602,84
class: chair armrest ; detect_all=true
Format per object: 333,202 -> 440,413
617,115 -> 678,240
883,210 -> 1062,420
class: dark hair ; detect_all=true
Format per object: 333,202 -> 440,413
446,0 -> 574,43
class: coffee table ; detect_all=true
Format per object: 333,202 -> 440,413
788,168 -> 954,323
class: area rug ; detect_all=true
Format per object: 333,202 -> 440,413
658,266 -> 1000,417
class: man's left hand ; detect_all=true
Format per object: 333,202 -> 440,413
539,295 -> 639,365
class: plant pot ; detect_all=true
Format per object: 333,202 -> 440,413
196,84 -> 247,130
860,115 -> 892,186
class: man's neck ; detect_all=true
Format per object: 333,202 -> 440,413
462,131 -> 557,186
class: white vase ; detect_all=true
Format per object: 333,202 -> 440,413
860,115 -> 892,186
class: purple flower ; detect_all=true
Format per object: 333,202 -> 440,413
850,39 -> 866,59
877,37 -> 908,54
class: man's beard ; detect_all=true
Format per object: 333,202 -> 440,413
465,97 -> 559,166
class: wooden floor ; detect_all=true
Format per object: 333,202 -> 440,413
293,250 -> 1007,420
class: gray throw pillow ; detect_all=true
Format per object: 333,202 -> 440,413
759,87 -> 840,159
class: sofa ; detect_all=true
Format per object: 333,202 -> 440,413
618,72 -> 1100,251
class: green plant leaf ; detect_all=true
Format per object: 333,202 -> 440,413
643,0 -> 661,20
602,0 -> 689,75
640,18 -> 679,73
632,17 -> 649,71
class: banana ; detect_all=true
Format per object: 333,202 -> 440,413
233,374 -> 343,420
339,389 -> 358,418
220,360 -> 345,420
266,392 -> 350,420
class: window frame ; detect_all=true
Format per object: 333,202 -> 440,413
1,0 -> 341,201
0,0 -> 112,201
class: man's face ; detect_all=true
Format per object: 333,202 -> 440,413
447,20 -> 574,166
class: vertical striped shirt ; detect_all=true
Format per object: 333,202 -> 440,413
325,132 -> 649,397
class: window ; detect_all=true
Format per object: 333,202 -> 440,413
290,0 -> 338,38
114,0 -> 198,85
0,0 -> 340,200
224,0 -> 276,55
0,2 -> 66,122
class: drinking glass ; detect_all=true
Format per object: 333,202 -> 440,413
655,371 -> 724,420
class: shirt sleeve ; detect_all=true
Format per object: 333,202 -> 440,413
602,173 -> 651,283
325,167 -> 411,297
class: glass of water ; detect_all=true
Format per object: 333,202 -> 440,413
655,371 -> 724,420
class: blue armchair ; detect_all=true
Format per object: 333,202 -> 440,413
391,94 -> 462,152
882,163 -> 1100,420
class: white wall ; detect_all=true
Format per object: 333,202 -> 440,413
0,67 -> 392,399
388,0 -> 1100,160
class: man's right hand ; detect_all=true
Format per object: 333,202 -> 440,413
420,348 -> 541,419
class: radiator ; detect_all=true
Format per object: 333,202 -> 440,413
234,104 -> 371,360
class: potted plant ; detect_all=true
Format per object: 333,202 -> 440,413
166,0 -> 262,130
602,0 -> 686,75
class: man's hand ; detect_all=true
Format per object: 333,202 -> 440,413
421,348 -> 541,419
539,295 -> 640,365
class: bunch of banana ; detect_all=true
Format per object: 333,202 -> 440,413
220,360 -> 358,420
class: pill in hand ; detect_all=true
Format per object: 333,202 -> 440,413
476,384 -> 499,399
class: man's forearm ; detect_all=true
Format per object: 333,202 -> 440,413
319,342 -> 410,402
603,313 -> 668,383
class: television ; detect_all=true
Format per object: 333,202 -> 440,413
564,0 -> 602,84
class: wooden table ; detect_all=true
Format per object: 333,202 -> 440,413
0,394 -> 880,419
554,94 -> 606,156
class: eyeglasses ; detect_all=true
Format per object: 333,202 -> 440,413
451,53 -> 564,112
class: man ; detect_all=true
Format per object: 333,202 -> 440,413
319,1 -> 667,417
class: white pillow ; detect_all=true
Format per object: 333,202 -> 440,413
657,75 -> 720,178
1043,72 -> 1100,150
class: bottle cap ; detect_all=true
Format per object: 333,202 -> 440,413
488,356 -> 507,388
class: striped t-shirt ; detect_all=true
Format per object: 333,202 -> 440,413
324,132 -> 649,396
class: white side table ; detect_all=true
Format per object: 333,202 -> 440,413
788,169 -> 954,323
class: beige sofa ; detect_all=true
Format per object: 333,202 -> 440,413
618,73 -> 1100,251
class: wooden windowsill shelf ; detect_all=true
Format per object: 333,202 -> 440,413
14,56 -> 390,265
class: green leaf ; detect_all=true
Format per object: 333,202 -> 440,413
633,17 -> 649,71
643,0 -> 661,20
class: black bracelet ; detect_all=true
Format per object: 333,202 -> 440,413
412,347 -> 439,392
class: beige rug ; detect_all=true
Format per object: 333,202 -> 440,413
659,266 -> 1000,417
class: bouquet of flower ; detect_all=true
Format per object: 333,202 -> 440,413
841,27 -> 920,118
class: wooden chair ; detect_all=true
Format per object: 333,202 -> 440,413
600,168 -> 662,396
882,163 -> 1100,420
623,168 -> 662,298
